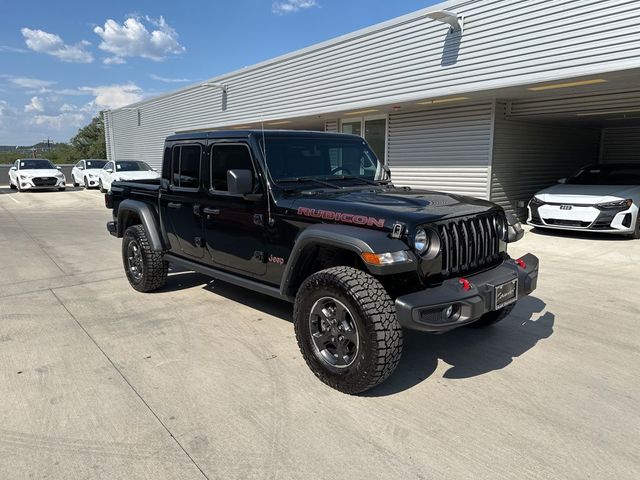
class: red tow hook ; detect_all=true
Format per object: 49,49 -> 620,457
459,278 -> 472,291
516,258 -> 526,269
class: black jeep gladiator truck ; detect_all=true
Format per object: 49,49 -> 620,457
106,130 -> 539,394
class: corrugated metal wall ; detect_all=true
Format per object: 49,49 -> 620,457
107,0 -> 640,169
602,126 -> 640,164
491,103 -> 600,219
388,103 -> 493,198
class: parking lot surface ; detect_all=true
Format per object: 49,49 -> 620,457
1,186 -> 638,480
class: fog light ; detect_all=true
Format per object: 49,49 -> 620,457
444,305 -> 454,318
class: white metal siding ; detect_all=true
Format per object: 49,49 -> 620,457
388,103 -> 493,198
107,0 -> 640,167
602,127 -> 640,164
491,103 -> 600,218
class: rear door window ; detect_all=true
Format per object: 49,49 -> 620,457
171,145 -> 202,189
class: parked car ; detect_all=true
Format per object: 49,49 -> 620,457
98,160 -> 159,192
105,130 -> 539,394
528,163 -> 640,238
8,158 -> 66,191
71,159 -> 107,188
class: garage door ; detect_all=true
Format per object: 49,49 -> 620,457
388,103 -> 493,199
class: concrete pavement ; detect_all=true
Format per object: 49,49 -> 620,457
0,186 -> 638,479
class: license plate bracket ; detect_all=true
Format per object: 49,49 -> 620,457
494,278 -> 518,310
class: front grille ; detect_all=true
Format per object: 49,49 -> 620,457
437,212 -> 504,278
543,219 -> 590,228
32,177 -> 57,186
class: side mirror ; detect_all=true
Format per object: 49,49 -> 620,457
57,167 -> 61,170
557,178 -> 567,184
227,169 -> 254,195
106,168 -> 113,173
10,166 -> 17,171
505,212 -> 525,243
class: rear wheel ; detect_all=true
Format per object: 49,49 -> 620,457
468,304 -> 515,328
294,266 -> 403,394
99,179 -> 106,193
122,225 -> 168,292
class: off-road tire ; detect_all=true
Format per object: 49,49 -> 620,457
122,224 -> 168,292
468,304 -> 516,328
294,266 -> 403,395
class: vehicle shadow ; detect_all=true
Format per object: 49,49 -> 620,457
0,186 -> 86,194
529,226 -> 633,242
161,270 -> 553,395
365,296 -> 554,396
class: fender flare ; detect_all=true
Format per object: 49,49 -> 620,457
280,223 -> 415,298
117,199 -> 168,251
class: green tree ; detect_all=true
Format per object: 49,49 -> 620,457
70,114 -> 106,159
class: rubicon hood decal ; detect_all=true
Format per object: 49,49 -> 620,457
297,207 -> 385,228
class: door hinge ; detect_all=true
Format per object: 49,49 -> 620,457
253,250 -> 265,263
253,214 -> 264,226
195,237 -> 205,248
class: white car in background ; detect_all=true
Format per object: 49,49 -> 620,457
98,160 -> 160,192
528,163 -> 640,239
71,159 -> 107,188
8,158 -> 66,191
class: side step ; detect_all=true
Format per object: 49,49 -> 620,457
165,254 -> 293,303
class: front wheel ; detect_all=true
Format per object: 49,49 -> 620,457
468,304 -> 515,328
631,215 -> 640,240
9,179 -> 16,189
58,187 -> 66,192
294,266 -> 403,395
122,225 -> 168,292
72,175 -> 79,187
99,180 -> 106,193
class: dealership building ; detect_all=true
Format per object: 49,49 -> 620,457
104,0 -> 640,219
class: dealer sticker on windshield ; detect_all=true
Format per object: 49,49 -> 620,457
494,279 -> 518,310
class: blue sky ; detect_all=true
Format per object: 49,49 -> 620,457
0,0 -> 437,145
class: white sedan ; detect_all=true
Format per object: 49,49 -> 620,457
528,164 -> 640,239
8,158 -> 66,191
71,159 -> 107,188
98,160 -> 160,192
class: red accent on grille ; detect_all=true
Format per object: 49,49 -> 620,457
459,278 -> 471,291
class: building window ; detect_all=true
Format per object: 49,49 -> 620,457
341,115 -> 387,162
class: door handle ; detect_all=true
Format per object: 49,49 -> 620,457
168,202 -> 182,209
203,207 -> 220,216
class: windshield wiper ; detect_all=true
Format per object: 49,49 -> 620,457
325,175 -> 391,186
277,177 -> 342,190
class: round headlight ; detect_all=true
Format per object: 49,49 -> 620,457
414,227 -> 429,254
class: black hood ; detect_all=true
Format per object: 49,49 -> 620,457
279,187 -> 499,228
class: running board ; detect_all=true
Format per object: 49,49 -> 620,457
165,254 -> 293,302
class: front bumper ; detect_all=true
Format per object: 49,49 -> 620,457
395,254 -> 539,333
528,203 -> 636,234
19,177 -> 65,189
85,177 -> 99,187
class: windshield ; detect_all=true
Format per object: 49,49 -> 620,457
86,160 -> 106,169
567,165 -> 640,186
20,159 -> 55,170
261,137 -> 385,184
116,161 -> 152,172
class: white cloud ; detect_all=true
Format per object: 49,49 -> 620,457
150,74 -> 191,83
0,45 -> 28,53
93,16 -> 185,64
104,56 -> 126,65
24,96 -> 44,113
7,77 -> 55,90
272,0 -> 318,15
79,83 -> 143,110
29,112 -> 86,129
21,28 -> 94,63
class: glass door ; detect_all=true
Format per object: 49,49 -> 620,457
341,116 -> 387,162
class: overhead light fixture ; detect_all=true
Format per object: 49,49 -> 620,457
417,96 -> 469,105
202,82 -> 228,93
576,108 -> 640,117
426,10 -> 464,33
266,120 -> 293,126
344,109 -> 379,116
528,79 -> 607,91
